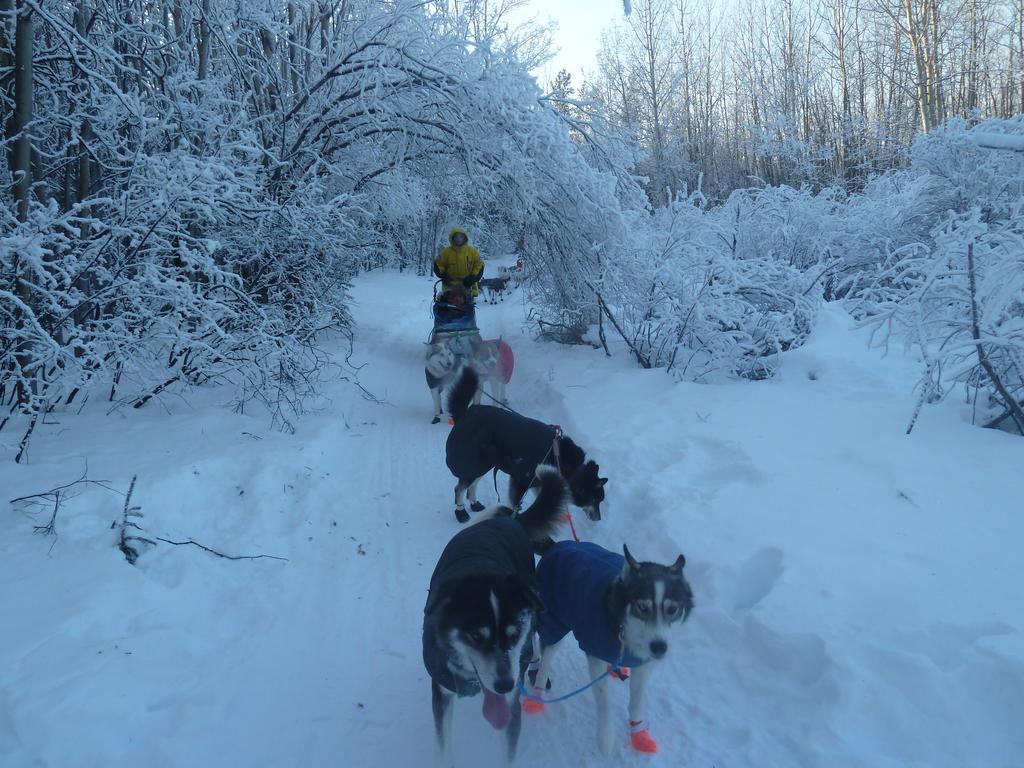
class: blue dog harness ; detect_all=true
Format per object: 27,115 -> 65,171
535,541 -> 645,668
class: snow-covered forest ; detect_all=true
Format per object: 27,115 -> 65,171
2,1 -> 1024,766
588,0 -> 1024,198
3,0 -> 1022,462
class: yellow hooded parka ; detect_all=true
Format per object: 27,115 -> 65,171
434,227 -> 484,296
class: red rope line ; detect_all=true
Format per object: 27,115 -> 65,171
552,426 -> 580,543
565,511 -> 581,543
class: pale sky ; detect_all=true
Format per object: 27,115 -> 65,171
514,0 -> 626,88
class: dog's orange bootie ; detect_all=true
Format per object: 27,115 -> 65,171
608,665 -> 630,681
522,691 -> 546,715
630,722 -> 658,753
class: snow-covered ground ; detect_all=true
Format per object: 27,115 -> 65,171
2,269 -> 1022,768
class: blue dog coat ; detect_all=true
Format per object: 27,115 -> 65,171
535,541 -> 645,668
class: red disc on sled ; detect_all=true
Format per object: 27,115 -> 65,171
497,340 -> 514,384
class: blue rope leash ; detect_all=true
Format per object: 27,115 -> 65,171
517,650 -> 626,705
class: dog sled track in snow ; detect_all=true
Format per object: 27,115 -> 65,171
3,270 -> 1024,767
197,274 -> 1024,767
327,271 -> 636,766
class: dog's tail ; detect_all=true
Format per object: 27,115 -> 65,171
514,467 -> 569,542
447,366 -> 479,423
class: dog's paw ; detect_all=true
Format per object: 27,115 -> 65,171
522,695 -> 545,715
630,729 -> 658,754
470,500 -> 486,512
454,507 -> 470,524
609,665 -> 630,681
431,415 -> 441,424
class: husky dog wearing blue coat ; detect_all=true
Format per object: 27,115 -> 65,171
523,542 -> 693,756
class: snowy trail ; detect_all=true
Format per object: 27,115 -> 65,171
2,268 -> 1024,767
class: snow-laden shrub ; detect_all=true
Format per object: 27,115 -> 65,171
719,186 -> 839,271
581,193 -> 817,381
830,171 -> 957,300
857,117 -> 1024,432
0,144 -> 357,446
912,117 -> 1024,217
537,115 -> 1021,419
0,0 -> 652,458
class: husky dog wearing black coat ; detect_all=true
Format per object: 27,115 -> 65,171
444,367 -> 608,524
422,469 -> 568,768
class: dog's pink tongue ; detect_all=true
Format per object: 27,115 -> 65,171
482,689 -> 512,730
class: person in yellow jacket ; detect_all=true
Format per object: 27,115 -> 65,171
434,227 -> 484,297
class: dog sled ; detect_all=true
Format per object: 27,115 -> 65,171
430,283 -> 481,357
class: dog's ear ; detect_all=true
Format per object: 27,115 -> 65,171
623,545 -> 641,574
669,554 -> 686,574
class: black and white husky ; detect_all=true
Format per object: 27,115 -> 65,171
422,469 -> 568,768
425,341 -> 460,424
444,367 -> 607,524
524,542 -> 693,756
425,339 -> 511,424
480,274 -> 511,303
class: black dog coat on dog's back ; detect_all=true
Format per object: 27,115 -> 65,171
423,517 -> 537,695
446,405 -> 556,488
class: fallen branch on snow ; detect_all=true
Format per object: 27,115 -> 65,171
9,469 -> 116,506
116,477 -> 286,565
586,282 -> 653,369
10,469 -> 117,554
13,472 -> 287,564
153,537 -> 288,562
32,496 -> 60,536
